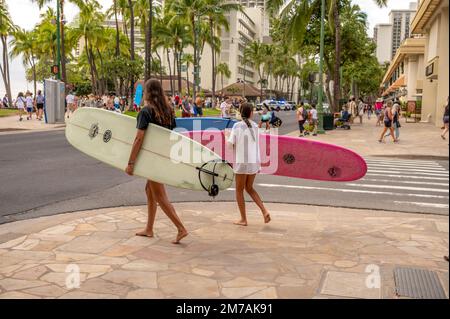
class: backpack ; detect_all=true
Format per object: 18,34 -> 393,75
302,108 -> 308,119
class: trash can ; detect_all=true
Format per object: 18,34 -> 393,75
323,113 -> 334,130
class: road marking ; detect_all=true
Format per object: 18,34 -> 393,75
368,170 -> 448,177
393,201 -> 449,209
365,173 -> 448,181
366,159 -> 440,165
367,163 -> 446,170
346,183 -> 449,193
367,167 -> 448,173
362,178 -> 449,187
257,183 -> 449,199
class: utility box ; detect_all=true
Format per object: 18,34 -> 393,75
44,79 -> 65,124
323,113 -> 334,130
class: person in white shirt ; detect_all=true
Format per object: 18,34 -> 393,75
25,92 -> 34,120
220,97 -> 231,118
310,104 -> 318,136
15,92 -> 26,121
66,92 -> 76,118
226,102 -> 271,226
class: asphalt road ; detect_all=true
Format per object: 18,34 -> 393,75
1,111 -> 448,224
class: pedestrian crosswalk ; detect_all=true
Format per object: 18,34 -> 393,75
227,157 -> 449,214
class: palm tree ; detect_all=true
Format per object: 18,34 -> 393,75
245,41 -> 265,99
215,62 -> 230,94
203,0 -> 241,107
128,0 -> 136,100
10,29 -> 39,99
0,0 -> 15,106
181,53 -> 194,96
267,0 -> 388,110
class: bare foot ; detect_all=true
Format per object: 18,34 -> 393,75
172,229 -> 188,244
136,229 -> 154,237
233,220 -> 248,226
263,213 -> 271,224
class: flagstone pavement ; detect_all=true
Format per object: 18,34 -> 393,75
0,202 -> 448,299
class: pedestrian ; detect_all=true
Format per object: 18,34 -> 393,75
25,92 -> 34,120
180,95 -> 191,118
378,100 -> 398,143
2,94 -> 8,108
66,91 -> 76,118
259,104 -> 271,131
195,97 -> 204,117
375,98 -> 383,126
35,90 -> 45,120
126,79 -> 188,244
296,102 -> 307,137
356,98 -> 365,124
15,92 -> 26,121
220,97 -> 231,118
113,94 -> 121,112
310,104 -> 318,136
367,103 -> 373,120
441,96 -> 449,140
226,102 -> 271,226
385,100 -> 401,141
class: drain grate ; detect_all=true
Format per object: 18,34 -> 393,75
394,267 -> 447,299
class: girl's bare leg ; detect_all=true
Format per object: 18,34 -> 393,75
245,174 -> 271,223
136,181 -> 157,237
149,181 -> 188,244
389,127 -> 397,142
442,124 -> 449,139
379,128 -> 388,142
234,174 -> 248,226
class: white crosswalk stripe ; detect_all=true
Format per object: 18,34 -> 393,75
233,158 -> 449,213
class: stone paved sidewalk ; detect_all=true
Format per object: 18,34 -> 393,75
287,116 -> 449,159
0,202 -> 448,299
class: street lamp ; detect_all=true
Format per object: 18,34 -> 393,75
317,0 -> 326,134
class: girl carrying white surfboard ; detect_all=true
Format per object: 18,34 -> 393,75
226,103 -> 271,226
126,79 -> 188,244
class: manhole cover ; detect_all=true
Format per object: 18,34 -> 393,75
394,267 -> 446,299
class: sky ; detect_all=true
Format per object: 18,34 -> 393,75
1,0 -> 415,97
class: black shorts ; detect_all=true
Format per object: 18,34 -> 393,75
384,121 -> 392,128
444,116 -> 449,124
36,103 -> 44,109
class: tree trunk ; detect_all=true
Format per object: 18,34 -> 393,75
128,0 -> 135,102
221,74 -> 224,92
32,59 -> 37,100
145,0 -> 152,81
186,63 -> 190,96
60,1 -> 67,86
325,73 -> 333,110
177,50 -> 182,95
333,0 -> 341,113
167,49 -> 174,97
0,36 -> 12,107
210,18 -> 216,107
114,0 -> 120,57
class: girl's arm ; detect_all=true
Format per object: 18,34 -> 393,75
125,129 -> 146,175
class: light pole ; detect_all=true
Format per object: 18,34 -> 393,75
56,0 -> 61,80
317,0 -> 326,134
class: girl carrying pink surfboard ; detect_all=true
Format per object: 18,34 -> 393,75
226,103 -> 271,226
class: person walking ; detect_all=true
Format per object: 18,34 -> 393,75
378,100 -> 398,143
2,94 -> 9,108
367,103 -> 373,120
194,97 -> 204,117
181,95 -> 191,118
297,102 -> 307,137
375,98 -> 383,126
35,90 -> 45,120
66,92 -> 76,118
15,92 -> 26,121
126,79 -> 188,244
356,98 -> 365,124
385,100 -> 401,141
441,97 -> 449,140
259,104 -> 271,131
310,104 -> 318,136
226,102 -> 271,226
220,97 -> 231,118
348,98 -> 356,123
25,92 -> 34,120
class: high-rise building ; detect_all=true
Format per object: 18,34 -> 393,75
374,2 -> 418,64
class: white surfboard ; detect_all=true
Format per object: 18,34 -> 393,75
65,108 -> 234,196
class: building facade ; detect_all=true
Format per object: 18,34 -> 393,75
411,0 -> 449,126
374,2 -> 417,64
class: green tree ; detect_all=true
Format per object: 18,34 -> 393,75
215,62 -> 230,93
0,0 -> 16,105
181,53 -> 194,96
245,41 -> 266,99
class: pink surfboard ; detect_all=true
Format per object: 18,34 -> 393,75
183,130 -> 367,182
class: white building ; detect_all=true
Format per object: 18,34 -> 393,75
374,2 -> 418,64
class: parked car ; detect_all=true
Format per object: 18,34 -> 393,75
256,100 -> 279,111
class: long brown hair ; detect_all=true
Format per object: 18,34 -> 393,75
143,79 -> 173,126
239,102 -> 255,141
